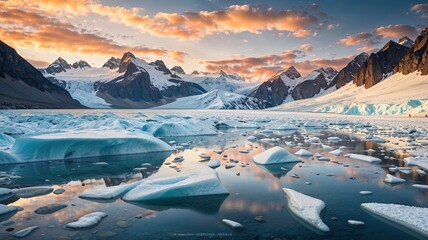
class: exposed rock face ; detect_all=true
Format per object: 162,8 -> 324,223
354,41 -> 410,88
118,52 -> 135,73
45,57 -> 71,74
327,53 -> 369,89
292,68 -> 338,100
395,29 -> 428,75
0,40 -> 84,109
171,66 -> 185,74
398,36 -> 414,48
72,60 -> 91,69
149,60 -> 172,75
102,57 -> 121,69
97,52 -> 205,108
249,66 -> 302,107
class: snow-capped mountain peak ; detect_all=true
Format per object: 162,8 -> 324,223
118,52 -> 136,73
398,36 -> 414,48
171,66 -> 185,74
103,57 -> 121,69
72,60 -> 91,69
46,57 -> 72,74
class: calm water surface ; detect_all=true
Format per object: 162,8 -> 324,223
0,110 -> 427,240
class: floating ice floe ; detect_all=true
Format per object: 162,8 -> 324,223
361,203 -> 428,239
416,169 -> 426,176
246,136 -> 257,142
321,145 -> 333,150
142,120 -> 217,137
14,186 -> 53,198
216,120 -> 258,129
0,204 -> 18,216
222,219 -> 243,229
348,220 -> 365,225
34,203 -> 67,214
359,191 -> 373,195
122,163 -> 228,202
294,149 -> 313,156
282,188 -> 330,233
347,154 -> 381,163
13,226 -> 39,238
208,158 -> 221,168
66,212 -> 108,229
412,184 -> 428,191
384,174 -> 405,184
9,130 -> 173,162
303,121 -> 326,129
80,181 -> 141,200
398,167 -> 412,174
329,149 -> 342,156
404,157 -> 428,170
253,147 -> 301,165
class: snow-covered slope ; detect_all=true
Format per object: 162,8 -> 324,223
180,70 -> 259,94
271,71 -> 428,115
157,89 -> 268,109
44,67 -> 117,108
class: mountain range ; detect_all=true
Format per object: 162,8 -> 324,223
0,28 -> 427,114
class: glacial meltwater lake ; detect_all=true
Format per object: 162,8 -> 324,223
0,110 -> 427,240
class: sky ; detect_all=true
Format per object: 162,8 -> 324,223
0,0 -> 427,81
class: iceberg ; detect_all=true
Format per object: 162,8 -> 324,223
253,146 -> 301,165
404,157 -> 428,170
10,130 -> 173,162
208,158 -> 221,168
348,154 -> 381,163
0,133 -> 14,149
412,184 -> 428,191
122,163 -> 228,202
13,226 -> 39,238
361,203 -> 428,239
282,188 -> 330,233
66,212 -> 108,229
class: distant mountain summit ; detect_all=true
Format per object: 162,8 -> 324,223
328,53 -> 369,89
102,57 -> 121,69
45,57 -> 71,74
171,66 -> 185,74
0,41 -> 84,109
72,60 -> 91,69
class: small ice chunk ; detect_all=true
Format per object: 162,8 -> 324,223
53,188 -> 65,195
208,158 -> 221,169
282,188 -> 330,233
361,203 -> 428,238
295,149 -> 313,156
329,149 -> 342,156
13,226 -> 39,238
14,186 -> 53,198
92,162 -> 109,166
384,174 -> 405,184
66,212 -> 108,229
322,145 -> 333,150
222,219 -> 243,229
225,163 -> 236,169
398,167 -> 412,174
253,146 -> 301,165
348,220 -> 365,225
348,154 -> 381,163
359,191 -> 372,195
327,137 -> 340,142
0,188 -> 13,197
